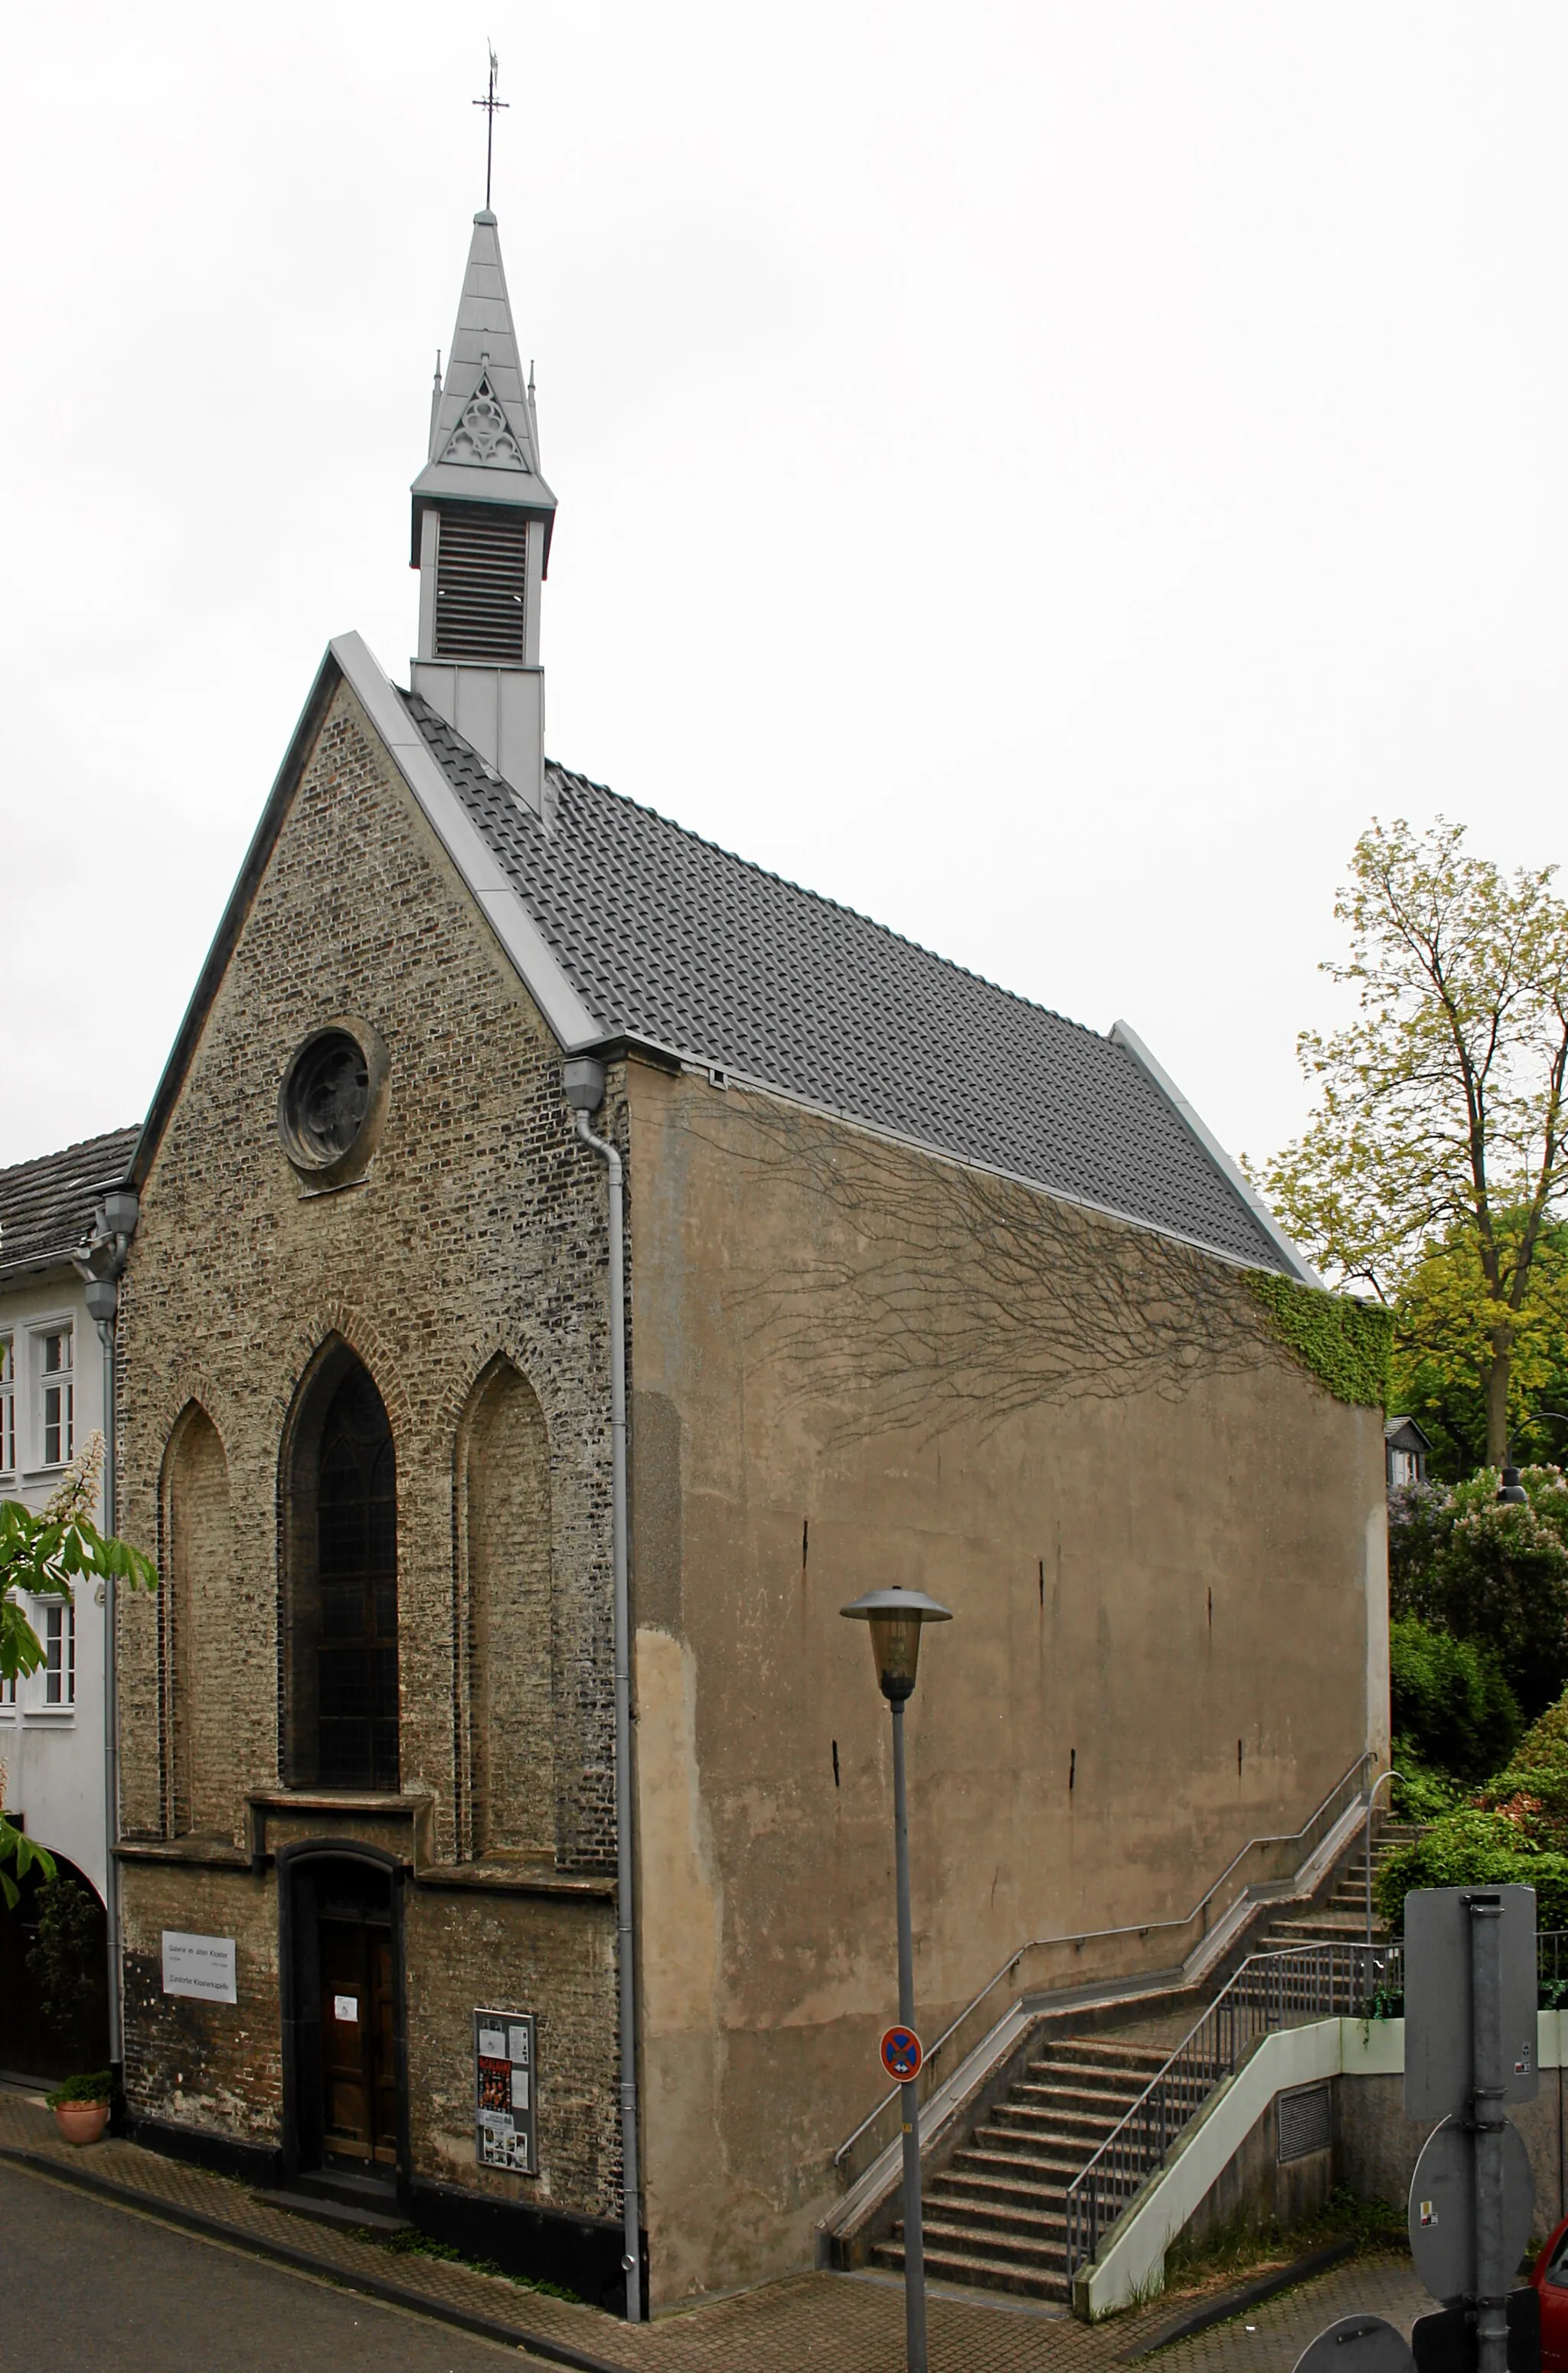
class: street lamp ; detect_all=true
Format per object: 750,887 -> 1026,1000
841,1584 -> 952,2373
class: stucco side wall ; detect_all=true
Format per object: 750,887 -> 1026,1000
626,1067 -> 1386,2309
113,679 -> 622,2222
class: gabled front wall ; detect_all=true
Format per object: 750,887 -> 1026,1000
625,1066 -> 1387,2306
114,682 -> 624,2250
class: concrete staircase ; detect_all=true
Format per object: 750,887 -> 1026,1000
867,1816 -> 1421,2305
869,2035 -> 1167,2302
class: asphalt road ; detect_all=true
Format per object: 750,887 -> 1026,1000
0,2159 -> 531,2371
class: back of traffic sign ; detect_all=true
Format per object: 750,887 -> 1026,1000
1408,2115 -> 1534,2306
1292,2315 -> 1416,2373
1404,1887 -> 1538,2122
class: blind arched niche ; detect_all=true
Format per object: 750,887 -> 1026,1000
163,1402 -> 235,1838
283,1345 -> 400,1793
460,1359 -> 554,1857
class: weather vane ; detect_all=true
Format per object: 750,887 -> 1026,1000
473,44 -> 508,211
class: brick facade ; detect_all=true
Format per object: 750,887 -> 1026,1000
114,682 -> 626,2241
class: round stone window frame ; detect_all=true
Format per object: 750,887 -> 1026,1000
276,1016 -> 391,1191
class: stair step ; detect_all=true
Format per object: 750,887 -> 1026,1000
871,2239 -> 1069,2301
920,2192 -> 1067,2241
952,2144 -> 1080,2185
1024,2058 -> 1157,2093
1041,2040 -> 1168,2071
891,2214 -> 1067,2269
1011,2079 -> 1148,2117
260,2187 -> 412,2237
988,2107 -> 1128,2144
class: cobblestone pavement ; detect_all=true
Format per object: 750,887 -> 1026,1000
0,2086 -> 1430,2373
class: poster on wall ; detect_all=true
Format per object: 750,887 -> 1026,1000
473,2009 -> 537,2175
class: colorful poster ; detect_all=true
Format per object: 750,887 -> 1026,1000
473,2007 -> 537,2174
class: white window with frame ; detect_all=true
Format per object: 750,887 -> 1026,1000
0,1335 -> 15,1476
35,1325 -> 74,1468
41,1600 -> 74,1708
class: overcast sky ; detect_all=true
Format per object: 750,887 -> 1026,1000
3,3 -> 1565,1178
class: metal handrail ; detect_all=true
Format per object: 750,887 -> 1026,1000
832,1748 -> 1373,2172
1063,1929 -> 1568,2280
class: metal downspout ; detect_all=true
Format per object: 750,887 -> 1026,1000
79,1189 -> 136,2080
97,1312 -> 123,2070
567,1076 -> 642,2321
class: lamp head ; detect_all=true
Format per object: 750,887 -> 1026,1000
1498,1466 -> 1529,1506
840,1584 -> 952,1701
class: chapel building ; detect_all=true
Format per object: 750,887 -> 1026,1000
108,203 -> 1390,2315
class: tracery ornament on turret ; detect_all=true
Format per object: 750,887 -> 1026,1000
444,373 -> 529,469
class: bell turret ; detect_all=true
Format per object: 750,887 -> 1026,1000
409,209 -> 557,818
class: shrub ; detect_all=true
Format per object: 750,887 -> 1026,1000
1374,1808 -> 1568,1932
44,2070 -> 111,2108
1435,1501 -> 1568,1718
1389,1617 -> 1521,1779
1390,1750 -> 1462,1822
27,1875 -> 100,2034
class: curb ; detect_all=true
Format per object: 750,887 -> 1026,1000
0,2143 -> 630,2373
1120,2238 -> 1359,2358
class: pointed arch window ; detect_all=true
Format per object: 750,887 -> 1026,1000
285,1354 -> 400,1793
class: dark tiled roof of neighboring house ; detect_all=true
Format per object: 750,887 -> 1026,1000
0,1126 -> 141,1280
403,694 -> 1287,1270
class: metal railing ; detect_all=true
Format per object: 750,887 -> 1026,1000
831,1750 -> 1373,2179
1063,1929 -> 1568,2280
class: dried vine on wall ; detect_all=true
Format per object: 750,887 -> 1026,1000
681,1096 -> 1289,1445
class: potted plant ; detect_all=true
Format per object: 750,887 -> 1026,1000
45,2071 -> 113,2146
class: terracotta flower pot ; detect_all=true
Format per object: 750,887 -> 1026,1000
52,2100 -> 109,2146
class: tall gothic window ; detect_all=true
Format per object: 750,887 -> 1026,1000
286,1352 -> 399,1792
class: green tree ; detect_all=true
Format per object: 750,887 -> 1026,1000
1263,819 -> 1568,1466
0,1435 -> 157,1907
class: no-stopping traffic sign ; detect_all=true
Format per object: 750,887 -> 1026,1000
880,2025 -> 923,2082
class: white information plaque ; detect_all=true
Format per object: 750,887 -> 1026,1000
161,1931 -> 237,2005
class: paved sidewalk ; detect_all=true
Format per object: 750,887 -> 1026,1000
0,2085 -> 1428,2373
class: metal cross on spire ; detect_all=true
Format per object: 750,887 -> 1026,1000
472,44 -> 509,210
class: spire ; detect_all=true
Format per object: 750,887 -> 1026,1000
410,211 -> 557,561
409,211 -> 557,826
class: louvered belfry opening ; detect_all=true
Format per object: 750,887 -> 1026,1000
433,505 -> 528,663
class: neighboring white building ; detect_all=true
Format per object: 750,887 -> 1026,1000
0,1127 -> 139,1904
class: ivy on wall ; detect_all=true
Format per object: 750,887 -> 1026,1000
1245,1270 -> 1391,1408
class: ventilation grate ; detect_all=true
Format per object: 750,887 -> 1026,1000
434,508 -> 528,664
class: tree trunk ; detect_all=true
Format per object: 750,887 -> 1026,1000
1485,1337 -> 1513,1468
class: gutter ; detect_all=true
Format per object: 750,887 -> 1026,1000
561,1056 -> 642,2322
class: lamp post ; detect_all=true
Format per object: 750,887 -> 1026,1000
841,1584 -> 952,2373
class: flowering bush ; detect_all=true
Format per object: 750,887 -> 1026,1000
1390,1466 -> 1568,1718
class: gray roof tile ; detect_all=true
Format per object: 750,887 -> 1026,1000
403,695 -> 1285,1270
0,1126 -> 140,1282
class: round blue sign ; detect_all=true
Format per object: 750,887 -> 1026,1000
880,2025 -> 923,2082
